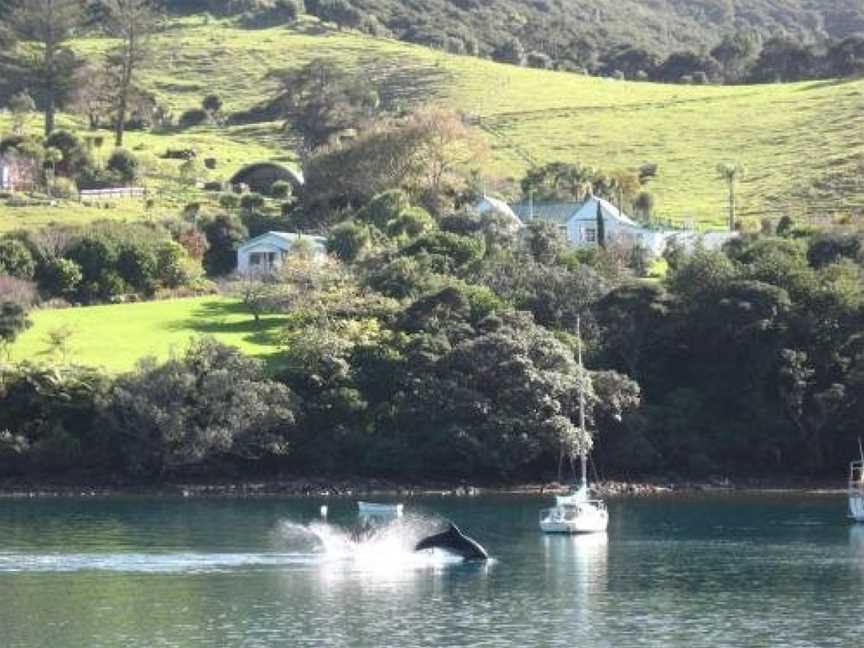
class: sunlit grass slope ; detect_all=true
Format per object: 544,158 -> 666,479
8,296 -> 285,371
6,14 -> 864,230
110,15 -> 864,226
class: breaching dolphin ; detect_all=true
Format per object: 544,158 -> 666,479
414,523 -> 489,561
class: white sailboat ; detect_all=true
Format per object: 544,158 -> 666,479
540,317 -> 609,535
357,501 -> 404,518
849,457 -> 864,523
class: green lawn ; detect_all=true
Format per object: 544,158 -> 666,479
8,296 -> 286,372
4,14 -> 864,232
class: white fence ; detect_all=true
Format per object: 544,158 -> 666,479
79,187 -> 147,201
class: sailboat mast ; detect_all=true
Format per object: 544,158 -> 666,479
577,316 -> 588,491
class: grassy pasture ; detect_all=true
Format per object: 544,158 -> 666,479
3,14 -> 864,232
8,296 -> 285,372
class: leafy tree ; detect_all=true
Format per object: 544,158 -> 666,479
106,147 -> 140,184
116,241 -> 158,294
0,301 -> 31,353
101,0 -> 161,146
267,58 -> 382,149
710,32 -> 761,81
521,161 -> 595,202
0,238 -> 36,280
7,91 -> 35,134
667,248 -> 738,306
749,37 -> 817,82
38,257 -> 82,297
201,213 -> 248,276
524,221 -> 567,265
657,50 -> 720,83
304,109 -> 484,216
327,221 -> 373,262
492,36 -> 526,66
356,190 -> 410,230
400,231 -> 485,274
600,46 -> 660,79
314,0 -> 363,30
100,338 -> 299,476
10,0 -> 84,135
826,36 -> 864,78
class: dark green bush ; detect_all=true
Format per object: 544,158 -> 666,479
178,108 -> 209,129
0,238 -> 36,280
106,148 -> 140,184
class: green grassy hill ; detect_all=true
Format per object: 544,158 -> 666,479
4,15 -> 864,231
9,296 -> 286,371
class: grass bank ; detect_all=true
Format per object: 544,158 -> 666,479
8,296 -> 285,372
4,15 -> 864,232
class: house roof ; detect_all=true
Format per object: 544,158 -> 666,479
239,231 -> 326,252
478,195 -> 515,215
511,200 -> 579,225
511,196 -> 641,228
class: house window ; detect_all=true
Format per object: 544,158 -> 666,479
584,227 -> 597,243
249,252 -> 276,267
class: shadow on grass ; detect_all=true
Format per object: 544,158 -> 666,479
163,299 -> 289,370
796,78 -> 864,92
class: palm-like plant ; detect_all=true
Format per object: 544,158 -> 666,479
717,162 -> 745,230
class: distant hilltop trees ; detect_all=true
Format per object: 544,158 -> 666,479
147,1 -> 864,84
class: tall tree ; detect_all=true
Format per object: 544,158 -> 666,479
717,162 -> 744,230
101,0 -> 161,147
11,0 -> 84,136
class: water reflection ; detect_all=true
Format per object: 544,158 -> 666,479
848,524 -> 864,577
543,533 -> 608,590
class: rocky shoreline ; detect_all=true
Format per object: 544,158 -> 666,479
0,476 -> 845,498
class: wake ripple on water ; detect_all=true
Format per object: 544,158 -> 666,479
0,514 -> 468,574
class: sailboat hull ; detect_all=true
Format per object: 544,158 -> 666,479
540,502 -> 608,534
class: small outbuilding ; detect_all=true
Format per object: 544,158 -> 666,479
230,162 -> 304,196
0,153 -> 37,191
237,231 -> 327,274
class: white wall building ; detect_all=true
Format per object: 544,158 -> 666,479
479,195 -> 736,255
236,231 -> 327,274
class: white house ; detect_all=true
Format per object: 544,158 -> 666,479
479,195 -> 736,255
510,196 -> 676,255
236,231 -> 327,274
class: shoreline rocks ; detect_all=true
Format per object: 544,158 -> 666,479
0,476 -> 845,499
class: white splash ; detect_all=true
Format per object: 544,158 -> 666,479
275,515 -> 465,573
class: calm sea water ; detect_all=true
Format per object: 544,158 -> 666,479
0,493 -> 861,647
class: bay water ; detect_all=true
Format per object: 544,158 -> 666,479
0,493 -> 860,647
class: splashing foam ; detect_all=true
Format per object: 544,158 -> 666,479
275,515 -> 464,572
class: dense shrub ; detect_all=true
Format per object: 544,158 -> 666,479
240,192 -> 266,212
356,190 -> 410,231
387,206 -> 436,238
327,221 -> 372,262
0,238 -> 36,280
50,177 -> 78,199
271,180 -> 292,199
219,192 -> 241,210
202,214 -> 248,276
178,108 -> 210,129
117,242 -> 159,295
99,338 -> 299,477
239,0 -> 302,27
106,148 -> 140,184
45,130 -> 92,177
0,301 -> 31,348
40,258 -> 83,297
